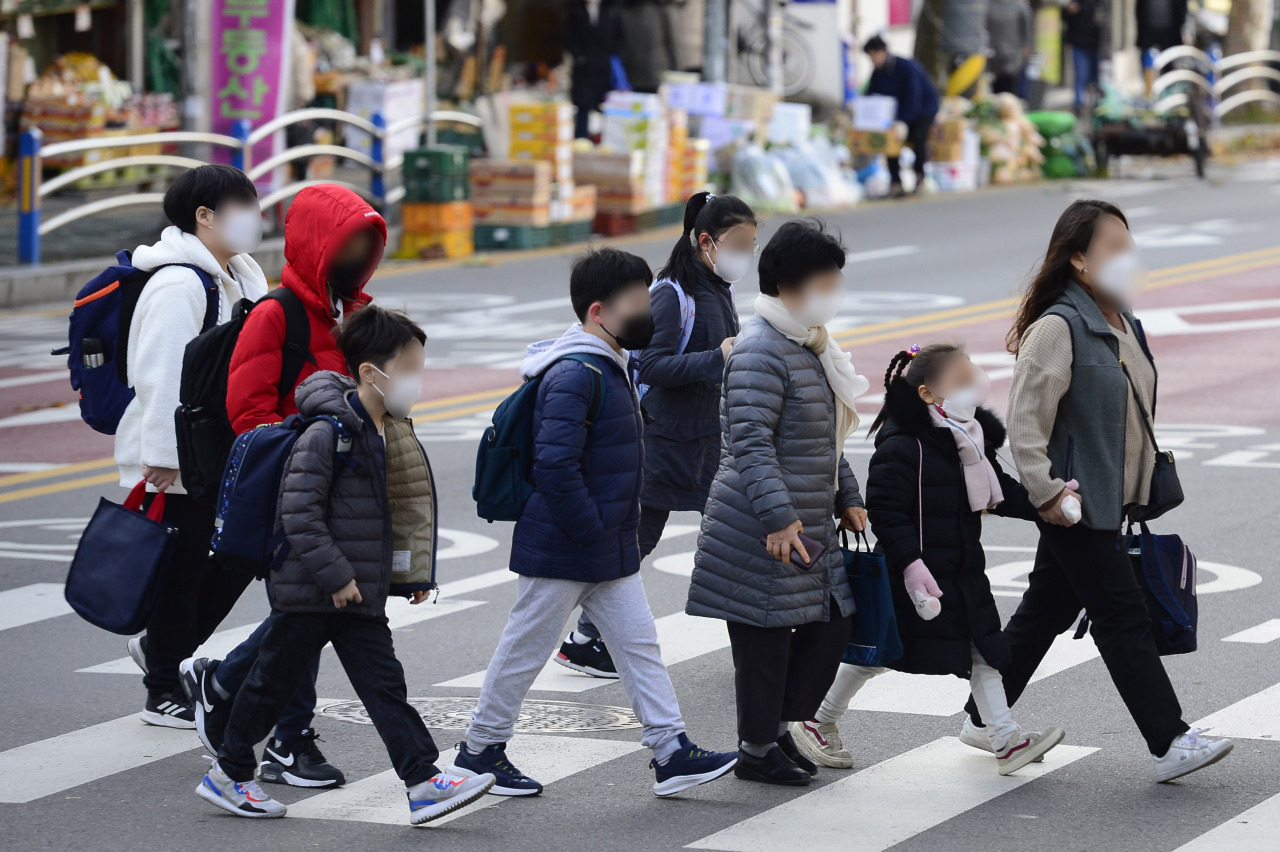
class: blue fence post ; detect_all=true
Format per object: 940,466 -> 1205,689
18,129 -> 43,265
231,118 -> 252,172
371,112 -> 386,209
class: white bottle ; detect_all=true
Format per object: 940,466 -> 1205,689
1061,494 -> 1082,525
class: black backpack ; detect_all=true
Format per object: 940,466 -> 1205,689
175,288 -> 312,507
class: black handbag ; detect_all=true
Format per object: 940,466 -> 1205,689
1119,360 -> 1184,522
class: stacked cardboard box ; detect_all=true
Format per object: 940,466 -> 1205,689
470,159 -> 553,227
930,118 -> 968,164
399,146 -> 475,259
600,91 -> 667,209
573,150 -> 648,215
508,102 -> 574,184
848,94 -> 902,157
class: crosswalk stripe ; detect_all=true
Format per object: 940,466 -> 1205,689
1222,619 -> 1280,644
77,597 -> 488,675
685,738 -> 1099,852
435,610 -> 729,692
1172,791 -> 1280,851
0,716 -> 198,804
286,734 -> 644,825
0,583 -> 73,632
1192,682 -> 1280,742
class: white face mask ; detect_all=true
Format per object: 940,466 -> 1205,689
372,365 -> 422,420
792,283 -> 846,328
216,208 -> 264,255
1093,248 -> 1148,307
939,368 -> 990,422
706,239 -> 754,284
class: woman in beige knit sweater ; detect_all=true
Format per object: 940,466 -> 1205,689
960,199 -> 1233,783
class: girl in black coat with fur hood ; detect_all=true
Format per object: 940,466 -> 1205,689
790,343 -> 1066,776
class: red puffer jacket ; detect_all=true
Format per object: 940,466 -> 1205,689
227,185 -> 386,435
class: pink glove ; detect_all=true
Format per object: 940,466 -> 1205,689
903,559 -> 943,621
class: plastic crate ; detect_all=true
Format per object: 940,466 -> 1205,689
403,175 -> 470,203
403,145 -> 470,180
474,224 -> 553,251
635,208 -> 660,231
593,212 -> 638,237
436,127 -> 485,157
395,229 -> 475,260
656,202 -> 684,226
402,201 -> 474,233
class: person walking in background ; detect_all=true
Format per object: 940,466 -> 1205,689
864,35 -> 940,197
554,192 -> 755,680
791,343 -> 1065,776
688,221 -> 869,787
988,0 -> 1035,95
962,199 -> 1233,783
566,0 -> 626,139
115,164 -> 268,728
1064,0 -> 1101,111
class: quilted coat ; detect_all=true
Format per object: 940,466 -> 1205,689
687,316 -> 862,629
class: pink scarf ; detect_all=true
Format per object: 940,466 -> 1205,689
929,406 -> 1003,512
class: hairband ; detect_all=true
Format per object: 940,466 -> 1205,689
705,192 -> 716,200
908,344 -> 921,358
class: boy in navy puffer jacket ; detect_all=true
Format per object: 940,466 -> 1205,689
450,248 -> 738,798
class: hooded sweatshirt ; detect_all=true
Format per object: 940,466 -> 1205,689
226,185 -> 386,435
114,226 -> 268,492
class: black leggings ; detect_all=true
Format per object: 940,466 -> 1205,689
887,117 -> 934,186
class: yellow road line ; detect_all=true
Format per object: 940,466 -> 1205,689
0,472 -> 120,505
0,457 -> 117,488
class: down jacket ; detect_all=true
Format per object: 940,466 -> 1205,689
688,316 -> 862,629
866,55 -> 940,126
866,381 -> 1038,678
226,185 -> 385,435
510,326 -> 644,583
271,371 -> 438,616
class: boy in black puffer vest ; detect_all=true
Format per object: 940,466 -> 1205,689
196,306 -> 495,825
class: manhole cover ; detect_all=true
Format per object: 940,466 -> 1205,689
320,697 -> 640,733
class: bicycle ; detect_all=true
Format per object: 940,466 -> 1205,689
734,0 -> 817,97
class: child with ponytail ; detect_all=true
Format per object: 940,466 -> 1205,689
791,343 -> 1067,776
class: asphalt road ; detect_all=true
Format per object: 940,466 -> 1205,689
1,163 -> 1279,852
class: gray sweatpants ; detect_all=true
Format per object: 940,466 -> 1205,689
466,573 -> 685,753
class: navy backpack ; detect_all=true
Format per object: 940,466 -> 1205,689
211,414 -> 352,579
473,354 -> 604,522
57,250 -> 218,435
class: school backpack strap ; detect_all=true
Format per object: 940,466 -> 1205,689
560,353 -> 606,427
264,287 -> 314,403
650,278 -> 697,357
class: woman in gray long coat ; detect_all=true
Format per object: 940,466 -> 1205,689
687,221 -> 869,787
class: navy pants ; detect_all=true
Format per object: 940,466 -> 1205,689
217,608 -> 320,743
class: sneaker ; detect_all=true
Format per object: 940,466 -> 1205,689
790,720 -> 854,769
180,657 -> 230,753
126,635 -> 148,674
776,731 -> 818,777
408,770 -> 496,825
553,636 -> 619,679
959,717 -> 1044,763
259,729 -> 346,788
994,727 -> 1066,776
196,760 -> 286,818
650,734 -> 737,797
733,745 -> 811,786
1154,728 -> 1234,783
448,742 -> 543,796
141,691 -> 195,729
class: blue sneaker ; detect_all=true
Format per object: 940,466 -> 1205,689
651,733 -> 738,797
407,770 -> 495,825
448,742 -> 543,797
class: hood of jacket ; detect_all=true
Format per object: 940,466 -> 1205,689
131,225 -> 263,286
875,377 -> 1007,452
281,185 -> 387,317
520,323 -> 630,381
294,370 -> 362,431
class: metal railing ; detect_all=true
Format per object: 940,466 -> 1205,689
15,108 -> 482,264
1150,48 -> 1280,120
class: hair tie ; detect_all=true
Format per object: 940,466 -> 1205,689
705,192 -> 716,200
908,344 -> 921,358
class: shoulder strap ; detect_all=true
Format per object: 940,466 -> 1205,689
652,279 -> 697,356
1118,359 -> 1161,452
268,288 -> 314,403
561,354 -> 606,428
916,438 -> 924,554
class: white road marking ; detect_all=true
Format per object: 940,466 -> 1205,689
1173,791 -> 1280,851
1222,619 -> 1280,644
0,715 -> 198,803
0,583 -> 74,632
0,406 -> 85,428
685,738 -> 1098,852
845,245 -> 921,263
0,370 -> 68,389
1193,682 -> 1280,742
286,734 -> 643,825
1139,299 -> 1280,337
0,462 -> 59,472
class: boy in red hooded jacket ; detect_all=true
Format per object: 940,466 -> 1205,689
180,185 -> 387,790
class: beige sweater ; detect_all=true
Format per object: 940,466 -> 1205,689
1008,314 -> 1154,510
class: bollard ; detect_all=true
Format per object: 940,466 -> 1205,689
371,112 -> 386,210
18,129 -> 43,265
231,118 -> 252,173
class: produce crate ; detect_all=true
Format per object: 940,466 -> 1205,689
436,127 -> 485,157
656,202 -> 684,226
403,145 -> 470,180
636,208 -> 660,231
403,175 -> 470,203
474,224 -> 553,251
396,229 -> 475,260
402,201 -> 474,233
551,218 -> 594,246
593,212 -> 638,237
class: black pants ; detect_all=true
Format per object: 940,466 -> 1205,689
887,117 -> 934,187
219,611 -> 441,785
727,604 -> 853,745
965,523 -> 1189,755
992,70 -> 1022,95
143,493 -> 252,696
576,507 -> 673,641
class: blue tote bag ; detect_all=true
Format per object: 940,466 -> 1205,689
842,530 -> 904,667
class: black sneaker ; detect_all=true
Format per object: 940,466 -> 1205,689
554,636 -> 619,679
180,657 -> 229,753
733,745 -> 811,786
141,691 -> 195,729
776,730 -> 818,776
258,729 -> 346,788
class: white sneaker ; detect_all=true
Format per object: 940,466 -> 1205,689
959,718 -> 1046,763
1154,728 -> 1234,783
790,720 -> 855,769
408,770 -> 496,825
994,727 -> 1066,776
195,761 -> 286,818
127,635 -> 148,674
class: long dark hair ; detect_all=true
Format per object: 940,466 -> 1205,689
867,343 -> 966,436
656,191 -> 756,292
1008,199 -> 1129,354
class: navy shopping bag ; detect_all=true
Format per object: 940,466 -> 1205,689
842,530 -> 904,667
65,481 -> 177,634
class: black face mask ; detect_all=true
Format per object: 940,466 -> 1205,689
328,259 -> 367,299
601,312 -> 655,350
